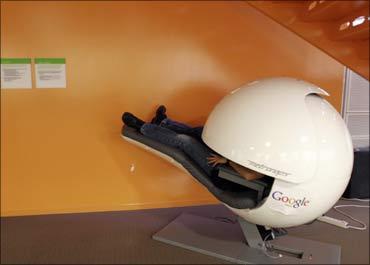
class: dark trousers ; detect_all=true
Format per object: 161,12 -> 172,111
140,119 -> 214,176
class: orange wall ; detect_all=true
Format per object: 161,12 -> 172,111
1,1 -> 345,216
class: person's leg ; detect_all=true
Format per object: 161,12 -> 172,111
140,123 -> 214,176
160,118 -> 204,141
149,106 -> 204,140
159,118 -> 194,133
122,110 -> 203,141
140,123 -> 182,148
191,126 -> 204,140
176,134 -> 214,176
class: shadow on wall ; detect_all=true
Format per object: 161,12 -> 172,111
164,84 -> 227,125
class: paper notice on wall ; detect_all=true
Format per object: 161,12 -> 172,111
35,58 -> 66,88
1,58 -> 32,89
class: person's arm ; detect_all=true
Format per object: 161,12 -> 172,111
207,154 -> 264,181
228,161 -> 264,181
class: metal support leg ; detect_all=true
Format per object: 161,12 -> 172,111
152,213 -> 341,264
237,216 -> 264,250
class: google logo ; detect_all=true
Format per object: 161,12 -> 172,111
272,191 -> 310,208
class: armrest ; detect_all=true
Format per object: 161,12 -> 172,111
217,165 -> 268,201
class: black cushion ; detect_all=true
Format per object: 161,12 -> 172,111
343,148 -> 369,199
122,125 -> 261,209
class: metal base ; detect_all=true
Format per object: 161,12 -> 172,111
153,213 -> 341,264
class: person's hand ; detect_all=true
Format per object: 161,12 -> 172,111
207,154 -> 228,167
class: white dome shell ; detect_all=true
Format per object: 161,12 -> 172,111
203,77 -> 331,183
202,77 -> 354,227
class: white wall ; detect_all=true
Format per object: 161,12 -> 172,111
343,69 -> 369,149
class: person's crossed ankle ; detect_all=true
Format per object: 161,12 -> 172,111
151,105 -> 167,125
122,105 -> 167,130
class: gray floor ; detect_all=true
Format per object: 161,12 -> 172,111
1,199 -> 369,264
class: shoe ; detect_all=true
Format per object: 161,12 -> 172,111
122,112 -> 145,130
266,228 -> 288,241
257,226 -> 287,241
271,228 -> 288,239
151,105 -> 167,124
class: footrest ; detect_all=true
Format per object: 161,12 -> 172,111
153,213 -> 341,264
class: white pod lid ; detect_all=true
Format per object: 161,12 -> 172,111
202,77 -> 329,184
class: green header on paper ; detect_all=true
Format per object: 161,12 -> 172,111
35,58 -> 65,64
0,58 -> 31,64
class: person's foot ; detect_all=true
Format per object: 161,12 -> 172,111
270,228 -> 288,240
122,112 -> 145,130
151,105 -> 167,124
257,226 -> 287,241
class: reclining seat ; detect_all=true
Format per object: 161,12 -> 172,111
122,125 -> 273,210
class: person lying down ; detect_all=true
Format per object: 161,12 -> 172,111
122,105 -> 264,182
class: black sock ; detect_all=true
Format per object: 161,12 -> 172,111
151,105 -> 167,124
122,112 -> 145,130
